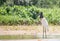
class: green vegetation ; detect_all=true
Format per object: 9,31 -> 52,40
0,5 -> 60,25
0,5 -> 39,25
0,0 -> 60,25
0,35 -> 60,39
0,35 -> 37,39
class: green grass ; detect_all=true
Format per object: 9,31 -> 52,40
0,35 -> 37,40
0,35 -> 60,39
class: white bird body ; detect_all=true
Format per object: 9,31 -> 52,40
41,18 -> 48,29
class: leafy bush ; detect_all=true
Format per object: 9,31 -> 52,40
0,5 -> 60,25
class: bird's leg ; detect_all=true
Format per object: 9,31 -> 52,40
43,27 -> 47,39
43,27 -> 44,39
45,28 -> 47,39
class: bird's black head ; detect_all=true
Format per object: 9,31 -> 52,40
39,12 -> 44,18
